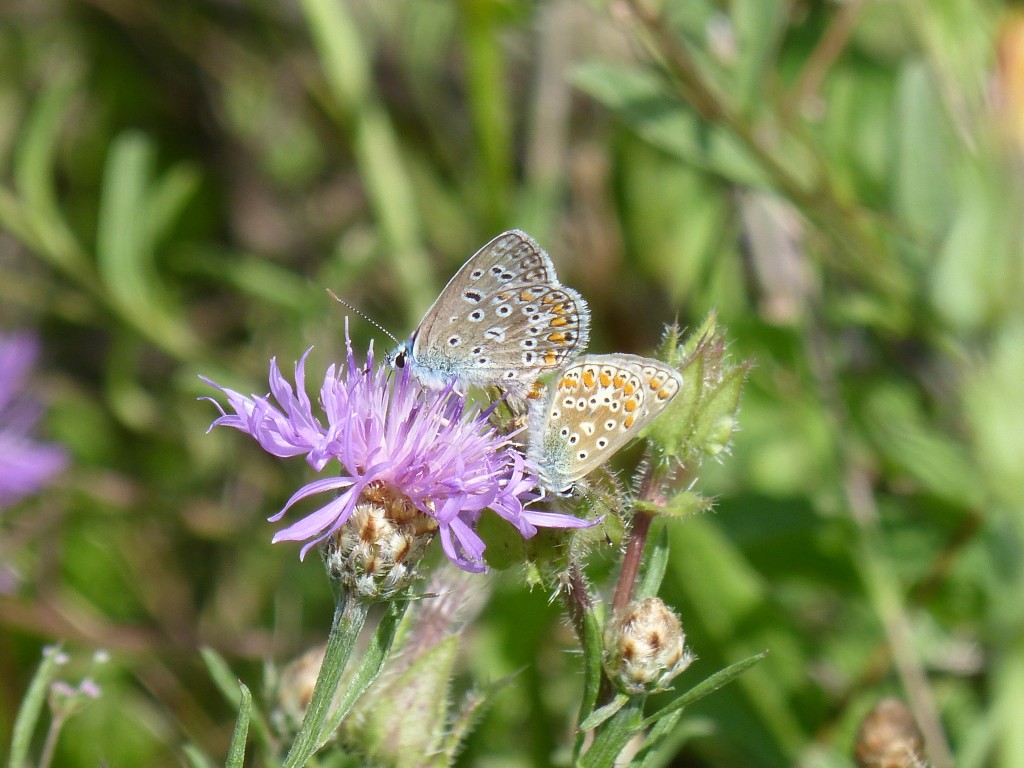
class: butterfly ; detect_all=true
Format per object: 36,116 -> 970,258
389,230 -> 591,398
527,354 -> 683,495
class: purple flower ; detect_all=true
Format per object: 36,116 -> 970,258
0,333 -> 67,510
203,331 -> 590,573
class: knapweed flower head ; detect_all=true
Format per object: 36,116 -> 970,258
604,597 -> 694,695
0,332 -> 67,510
203,328 -> 591,578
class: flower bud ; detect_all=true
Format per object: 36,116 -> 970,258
320,483 -> 438,600
604,597 -> 694,695
272,644 -> 327,735
853,698 -> 926,768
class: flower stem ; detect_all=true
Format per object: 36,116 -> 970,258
282,589 -> 370,768
37,712 -> 66,768
612,457 -> 665,617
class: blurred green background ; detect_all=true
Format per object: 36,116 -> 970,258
2,0 -> 1023,765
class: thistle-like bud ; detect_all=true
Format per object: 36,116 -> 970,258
853,698 -> 927,768
320,484 -> 439,601
650,313 -> 751,465
604,597 -> 694,695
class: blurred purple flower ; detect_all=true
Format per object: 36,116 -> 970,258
203,332 -> 590,572
0,333 -> 67,510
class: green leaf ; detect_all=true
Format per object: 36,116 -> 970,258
225,684 -> 252,768
634,492 -> 712,520
636,712 -> 714,768
200,648 -> 243,706
573,599 -> 606,761
144,162 -> 201,247
893,61 -> 953,242
730,0 -> 788,114
11,79 -> 90,278
578,693 -> 630,732
690,364 -> 748,457
579,698 -> 645,768
9,645 -> 64,768
861,382 -> 983,508
572,62 -> 807,189
301,0 -> 435,324
96,131 -> 200,358
318,597 -> 410,750
200,648 -> 275,761
640,651 -> 768,728
182,745 -> 216,768
636,525 -> 671,601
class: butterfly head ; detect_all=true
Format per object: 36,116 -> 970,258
387,337 -> 413,371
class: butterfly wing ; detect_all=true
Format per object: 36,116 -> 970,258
530,354 -> 683,493
408,230 -> 590,394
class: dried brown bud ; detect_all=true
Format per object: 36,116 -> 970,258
854,698 -> 927,768
604,597 -> 694,695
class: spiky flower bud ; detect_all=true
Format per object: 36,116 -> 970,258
604,597 -> 694,695
854,698 -> 927,768
320,488 -> 438,600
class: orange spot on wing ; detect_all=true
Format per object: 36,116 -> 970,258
599,371 -> 612,387
544,351 -> 557,366
547,332 -> 567,343
550,317 -> 567,327
582,369 -> 595,388
613,375 -> 626,388
624,398 -> 638,413
624,415 -> 636,428
520,289 -> 536,301
623,382 -> 636,396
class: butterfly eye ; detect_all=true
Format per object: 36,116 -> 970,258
394,351 -> 406,369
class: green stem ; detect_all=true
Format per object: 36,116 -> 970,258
36,713 -> 65,768
282,591 -> 370,768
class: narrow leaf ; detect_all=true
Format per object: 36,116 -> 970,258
9,645 -> 64,768
12,79 -> 89,276
640,651 -> 768,729
224,684 -> 252,768
182,745 -> 216,768
573,603 -> 606,761
200,647 -> 275,760
318,598 -> 410,749
96,131 -> 198,358
201,648 -> 242,706
572,63 -> 774,188
579,699 -> 645,768
636,526 -> 670,601
578,693 -> 630,732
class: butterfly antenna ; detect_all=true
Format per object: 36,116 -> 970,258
326,289 -> 399,344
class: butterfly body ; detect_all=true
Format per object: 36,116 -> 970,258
528,354 -> 683,495
390,230 -> 590,397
